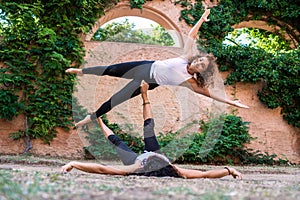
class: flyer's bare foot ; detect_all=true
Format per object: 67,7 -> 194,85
75,115 -> 92,127
65,68 -> 83,76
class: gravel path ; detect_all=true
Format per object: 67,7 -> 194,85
0,156 -> 299,200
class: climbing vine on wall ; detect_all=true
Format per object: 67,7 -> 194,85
175,0 -> 300,128
126,0 -> 300,127
0,0 -> 299,149
0,0 -> 117,146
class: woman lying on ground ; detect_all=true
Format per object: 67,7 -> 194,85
61,83 -> 242,179
65,9 -> 249,127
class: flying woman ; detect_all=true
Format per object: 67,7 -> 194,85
61,83 -> 242,179
66,9 -> 249,127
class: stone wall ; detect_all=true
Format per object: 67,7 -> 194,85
0,0 -> 299,163
78,41 -> 300,164
1,41 -> 299,163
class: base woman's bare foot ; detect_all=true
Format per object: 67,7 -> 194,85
75,115 -> 92,127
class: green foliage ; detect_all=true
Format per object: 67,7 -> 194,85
237,149 -> 289,165
214,43 -> 300,127
84,115 -> 144,160
84,125 -> 119,160
152,25 -> 175,46
0,171 -> 24,200
129,0 -> 146,9
0,90 -> 22,120
1,0 -> 299,149
92,19 -> 134,41
176,0 -> 300,128
92,18 -> 174,46
225,28 -> 291,53
85,113 -> 288,165
176,114 -> 251,164
0,1 -> 116,143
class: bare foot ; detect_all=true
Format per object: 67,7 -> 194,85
65,68 -> 83,76
75,115 -> 92,127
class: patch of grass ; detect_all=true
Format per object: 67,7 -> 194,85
0,169 -> 75,200
154,186 -> 198,196
0,170 -> 24,200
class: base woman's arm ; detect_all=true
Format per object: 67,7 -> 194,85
61,161 -> 140,175
173,165 -> 242,179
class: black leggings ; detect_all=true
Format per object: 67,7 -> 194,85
107,118 -> 160,165
82,61 -> 159,120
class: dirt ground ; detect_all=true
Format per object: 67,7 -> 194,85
0,155 -> 299,200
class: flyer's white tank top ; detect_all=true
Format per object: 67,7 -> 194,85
150,57 -> 192,86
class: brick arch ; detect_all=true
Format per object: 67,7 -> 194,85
84,1 -> 185,47
233,19 -> 299,48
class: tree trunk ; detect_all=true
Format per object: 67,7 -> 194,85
22,116 -> 32,154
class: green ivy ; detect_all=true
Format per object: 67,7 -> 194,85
0,90 -> 22,120
0,0 -> 299,147
176,0 -> 300,128
129,0 -> 146,9
0,1 -> 117,144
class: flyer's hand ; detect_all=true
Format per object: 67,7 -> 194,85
233,100 -> 249,109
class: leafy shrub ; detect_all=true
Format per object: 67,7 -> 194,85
84,115 -> 144,160
174,114 -> 251,164
85,113 -> 289,165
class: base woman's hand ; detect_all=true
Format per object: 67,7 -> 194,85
61,162 -> 74,174
230,168 -> 243,179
